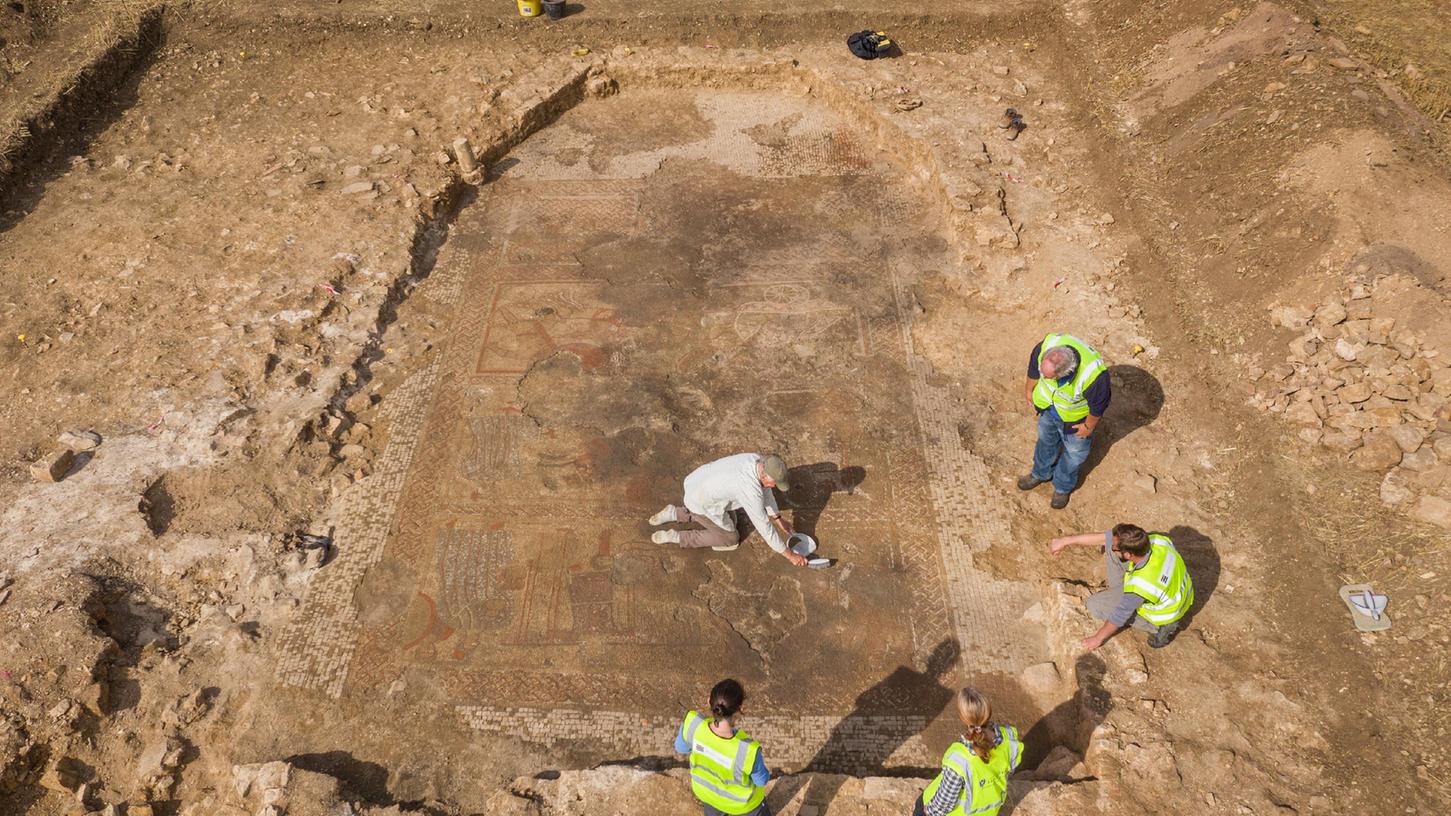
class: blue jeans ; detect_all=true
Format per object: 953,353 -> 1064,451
705,803 -> 771,816
1031,410 -> 1093,494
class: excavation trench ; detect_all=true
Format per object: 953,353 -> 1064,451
0,4 -> 164,230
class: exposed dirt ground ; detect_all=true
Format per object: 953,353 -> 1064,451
2,1 -> 1450,815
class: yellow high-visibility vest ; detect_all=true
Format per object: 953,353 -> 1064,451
1031,332 -> 1107,422
681,710 -> 767,814
1123,534 -> 1194,626
919,725 -> 1023,816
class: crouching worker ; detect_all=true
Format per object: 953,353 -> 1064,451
676,679 -> 772,816
916,688 -> 1022,816
1049,522 -> 1194,649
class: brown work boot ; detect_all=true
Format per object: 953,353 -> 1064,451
997,107 -> 1019,128
1017,475 -> 1047,491
1050,491 -> 1070,510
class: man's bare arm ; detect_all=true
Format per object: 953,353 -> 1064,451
1081,620 -> 1119,651
1049,532 -> 1106,555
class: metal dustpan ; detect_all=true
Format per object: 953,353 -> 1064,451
1339,583 -> 1391,632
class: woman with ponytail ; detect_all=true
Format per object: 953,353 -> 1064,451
915,688 -> 1023,816
675,679 -> 773,816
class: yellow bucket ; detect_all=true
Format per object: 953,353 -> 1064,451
517,0 -> 542,16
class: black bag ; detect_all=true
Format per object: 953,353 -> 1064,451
847,30 -> 894,60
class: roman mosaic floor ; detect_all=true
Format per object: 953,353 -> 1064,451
276,89 -> 1047,771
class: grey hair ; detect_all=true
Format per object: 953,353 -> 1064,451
1042,346 -> 1079,378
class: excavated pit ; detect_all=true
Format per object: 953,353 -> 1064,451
273,83 -> 1063,775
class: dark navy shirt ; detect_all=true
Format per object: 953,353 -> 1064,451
1028,341 -> 1112,430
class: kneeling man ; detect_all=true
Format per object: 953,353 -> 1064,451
1049,523 -> 1193,649
648,453 -> 807,568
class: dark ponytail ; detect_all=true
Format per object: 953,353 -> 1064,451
709,678 -> 745,724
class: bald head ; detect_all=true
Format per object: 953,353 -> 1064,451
1040,345 -> 1079,380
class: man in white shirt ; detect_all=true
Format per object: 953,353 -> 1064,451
648,453 -> 808,567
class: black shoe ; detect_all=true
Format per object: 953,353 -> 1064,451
1017,475 -> 1047,491
1050,491 -> 1070,509
1149,626 -> 1178,649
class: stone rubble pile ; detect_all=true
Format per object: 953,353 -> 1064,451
1250,277 -> 1451,528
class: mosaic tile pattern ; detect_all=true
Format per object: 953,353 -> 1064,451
457,706 -> 931,769
275,361 -> 441,697
277,89 -> 1040,773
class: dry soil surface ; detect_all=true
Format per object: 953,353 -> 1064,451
2,2 -> 1450,816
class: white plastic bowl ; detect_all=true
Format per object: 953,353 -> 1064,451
788,532 -> 818,556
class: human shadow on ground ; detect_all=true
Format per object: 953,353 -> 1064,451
1168,525 -> 1220,629
767,638 -> 959,814
779,462 -> 867,539
1019,653 -> 1110,776
1078,365 -> 1164,486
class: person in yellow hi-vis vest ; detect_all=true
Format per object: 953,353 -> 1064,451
1049,522 -> 1194,649
1018,332 -> 1111,509
675,679 -> 773,816
915,688 -> 1022,816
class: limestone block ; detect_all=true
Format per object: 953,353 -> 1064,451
1380,469 -> 1414,506
1411,495 -> 1451,528
1351,431 -> 1402,471
1401,449 -> 1436,472
57,429 -> 102,451
1388,424 -> 1425,453
30,449 -> 75,482
1275,305 -> 1314,329
1312,301 -> 1346,326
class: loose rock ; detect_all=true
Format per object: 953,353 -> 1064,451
1388,425 -> 1425,454
585,75 -> 619,98
1271,306 -> 1311,329
1337,382 -> 1372,403
452,136 -> 478,175
1400,449 -> 1436,472
30,449 -> 75,482
57,429 -> 102,451
1433,434 -> 1451,459
1313,301 -> 1346,326
1322,430 -> 1363,452
1411,495 -> 1451,528
1351,431 -> 1403,471
1381,470 -> 1413,506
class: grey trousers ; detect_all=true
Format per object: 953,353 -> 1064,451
1085,543 -> 1169,634
677,508 -> 743,550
